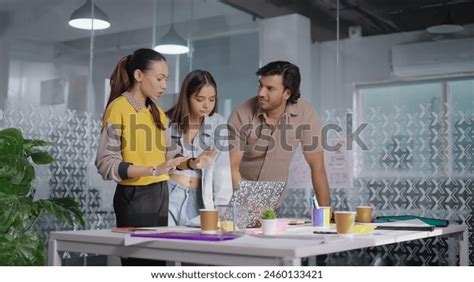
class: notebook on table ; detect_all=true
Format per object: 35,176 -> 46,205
375,215 -> 449,227
112,227 -> 157,233
131,232 -> 239,241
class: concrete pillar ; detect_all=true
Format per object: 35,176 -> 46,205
260,14 -> 315,190
0,37 -> 10,108
0,10 -> 10,108
259,14 -> 312,103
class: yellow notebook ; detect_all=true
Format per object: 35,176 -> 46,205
353,224 -> 377,234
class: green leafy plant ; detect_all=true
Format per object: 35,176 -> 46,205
0,128 -> 84,265
261,209 -> 277,220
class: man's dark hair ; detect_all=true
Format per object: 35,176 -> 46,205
256,61 -> 301,104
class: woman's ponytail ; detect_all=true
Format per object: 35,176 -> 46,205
106,55 -> 131,109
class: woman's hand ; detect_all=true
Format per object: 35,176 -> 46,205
154,156 -> 187,176
190,148 -> 217,170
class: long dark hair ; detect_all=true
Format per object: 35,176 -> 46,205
166,70 -> 218,134
256,61 -> 301,104
105,48 -> 167,130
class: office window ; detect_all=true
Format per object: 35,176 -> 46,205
449,79 -> 474,176
355,77 -> 473,178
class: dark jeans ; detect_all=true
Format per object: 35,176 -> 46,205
114,181 -> 168,266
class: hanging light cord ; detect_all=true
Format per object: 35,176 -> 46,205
171,0 -> 174,27
336,0 -> 340,114
152,0 -> 157,48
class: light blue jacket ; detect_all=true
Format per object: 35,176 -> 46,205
166,113 -> 233,209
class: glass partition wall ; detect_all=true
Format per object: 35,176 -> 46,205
0,0 -> 259,265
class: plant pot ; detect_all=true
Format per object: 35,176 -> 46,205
261,219 -> 278,235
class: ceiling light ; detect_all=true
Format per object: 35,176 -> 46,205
153,0 -> 189,55
426,24 -> 463,34
68,0 -> 110,30
426,3 -> 463,34
154,26 -> 189,54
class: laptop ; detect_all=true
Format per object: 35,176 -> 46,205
228,180 -> 286,228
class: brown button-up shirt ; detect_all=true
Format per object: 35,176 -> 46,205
228,97 -> 323,182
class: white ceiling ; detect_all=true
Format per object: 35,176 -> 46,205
2,0 -> 250,42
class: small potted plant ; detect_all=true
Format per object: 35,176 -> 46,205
260,209 -> 277,235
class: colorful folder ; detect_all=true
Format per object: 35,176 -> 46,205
131,232 -> 239,241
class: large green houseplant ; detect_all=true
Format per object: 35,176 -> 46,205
0,128 -> 84,265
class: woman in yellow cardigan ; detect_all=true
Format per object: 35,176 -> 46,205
95,48 -> 184,266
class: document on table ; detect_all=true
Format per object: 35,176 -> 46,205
124,235 -> 156,246
374,219 -> 433,227
221,235 -> 326,248
122,227 -> 196,246
373,219 -> 436,231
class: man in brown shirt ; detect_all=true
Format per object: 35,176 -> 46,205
228,61 -> 330,206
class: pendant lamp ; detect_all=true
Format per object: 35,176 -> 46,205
154,0 -> 189,54
68,0 -> 110,30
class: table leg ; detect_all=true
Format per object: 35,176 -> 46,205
448,236 -> 456,266
48,239 -> 61,266
282,257 -> 301,266
448,230 -> 469,266
459,229 -> 469,266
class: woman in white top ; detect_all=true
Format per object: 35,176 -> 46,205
166,70 -> 232,226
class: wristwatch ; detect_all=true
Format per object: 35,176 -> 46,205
187,158 -> 196,170
151,165 -> 157,176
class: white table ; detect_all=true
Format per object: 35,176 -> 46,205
48,224 -> 468,266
